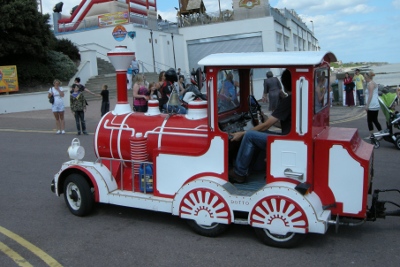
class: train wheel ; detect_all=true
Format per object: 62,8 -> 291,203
254,228 -> 305,248
249,196 -> 308,248
179,188 -> 231,237
186,220 -> 229,237
395,136 -> 400,150
63,174 -> 94,216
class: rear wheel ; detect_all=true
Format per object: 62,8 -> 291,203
186,221 -> 229,237
254,228 -> 305,248
63,174 -> 94,216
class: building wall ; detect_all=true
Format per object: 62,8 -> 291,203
57,25 -> 186,75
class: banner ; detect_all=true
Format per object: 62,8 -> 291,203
0,65 -> 19,93
99,11 -> 129,27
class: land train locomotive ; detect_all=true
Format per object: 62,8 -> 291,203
51,47 -> 400,248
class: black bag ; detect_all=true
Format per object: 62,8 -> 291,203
346,82 -> 355,92
49,88 -> 54,104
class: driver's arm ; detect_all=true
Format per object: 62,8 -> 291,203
230,115 -> 278,141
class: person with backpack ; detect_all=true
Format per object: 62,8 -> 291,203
72,77 -> 96,95
70,84 -> 88,135
158,68 -> 187,114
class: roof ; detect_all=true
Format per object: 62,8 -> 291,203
198,51 -> 337,67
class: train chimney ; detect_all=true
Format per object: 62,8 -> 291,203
107,46 -> 135,115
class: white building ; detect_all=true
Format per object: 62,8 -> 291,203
54,0 -> 319,95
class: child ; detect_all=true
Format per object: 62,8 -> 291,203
70,84 -> 88,135
147,82 -> 159,100
100,84 -> 109,117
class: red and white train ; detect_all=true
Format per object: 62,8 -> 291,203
51,47 -> 399,248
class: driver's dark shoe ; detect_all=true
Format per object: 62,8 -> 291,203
229,169 -> 246,184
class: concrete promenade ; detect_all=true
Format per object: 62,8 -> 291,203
0,98 -> 366,134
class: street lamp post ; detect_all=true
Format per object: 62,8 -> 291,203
310,20 -> 314,33
150,30 -> 156,73
171,33 -> 176,70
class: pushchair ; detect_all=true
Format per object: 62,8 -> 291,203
370,92 -> 400,149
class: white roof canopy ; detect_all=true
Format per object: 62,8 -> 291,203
198,51 -> 337,67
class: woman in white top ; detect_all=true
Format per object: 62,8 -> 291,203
48,79 -> 65,134
364,71 -> 382,136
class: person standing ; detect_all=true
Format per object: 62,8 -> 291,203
73,77 -> 96,95
48,79 -> 65,134
158,68 -> 187,114
131,55 -> 140,77
263,71 -> 282,111
70,84 -> 88,135
133,74 -> 149,112
364,71 -> 382,137
353,69 -> 365,107
343,72 -> 355,107
127,65 -> 133,90
100,84 -> 109,117
147,82 -> 159,100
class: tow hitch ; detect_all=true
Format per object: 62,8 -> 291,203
367,189 -> 400,220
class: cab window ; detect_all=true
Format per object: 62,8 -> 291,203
217,69 -> 240,113
314,68 -> 329,113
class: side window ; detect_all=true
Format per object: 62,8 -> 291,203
314,68 -> 329,113
217,69 -> 240,113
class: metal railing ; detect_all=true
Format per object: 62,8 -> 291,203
96,157 -> 154,193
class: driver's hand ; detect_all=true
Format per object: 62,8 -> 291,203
230,131 -> 245,142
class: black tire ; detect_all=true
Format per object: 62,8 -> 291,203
395,136 -> 400,150
254,228 -> 306,248
186,220 -> 229,237
371,138 -> 380,149
63,174 -> 94,216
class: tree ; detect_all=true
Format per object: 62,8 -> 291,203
0,0 -> 55,59
0,0 -> 78,88
54,38 -> 80,62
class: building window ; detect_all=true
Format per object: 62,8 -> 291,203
276,32 -> 282,45
293,34 -> 298,50
284,36 -> 289,49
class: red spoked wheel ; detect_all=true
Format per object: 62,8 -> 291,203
180,188 -> 231,237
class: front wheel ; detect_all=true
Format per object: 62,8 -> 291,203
63,174 -> 94,216
370,137 -> 380,149
254,228 -> 305,248
186,220 -> 229,237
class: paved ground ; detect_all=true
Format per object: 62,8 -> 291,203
0,98 -> 366,134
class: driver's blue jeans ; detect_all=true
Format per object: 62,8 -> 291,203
234,130 -> 272,176
163,104 -> 187,114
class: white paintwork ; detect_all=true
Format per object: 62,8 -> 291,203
112,103 -> 133,115
185,100 -> 208,120
145,100 -> 161,116
107,190 -> 173,213
270,140 -> 308,181
172,177 -> 233,225
296,77 -> 309,135
198,51 -> 337,67
156,137 -> 225,195
249,182 -> 330,235
328,145 -> 364,214
54,161 -> 118,199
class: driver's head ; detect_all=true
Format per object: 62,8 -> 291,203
281,69 -> 291,92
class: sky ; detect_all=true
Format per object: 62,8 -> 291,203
41,0 -> 400,63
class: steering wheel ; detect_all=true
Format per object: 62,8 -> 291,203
248,95 -> 264,126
